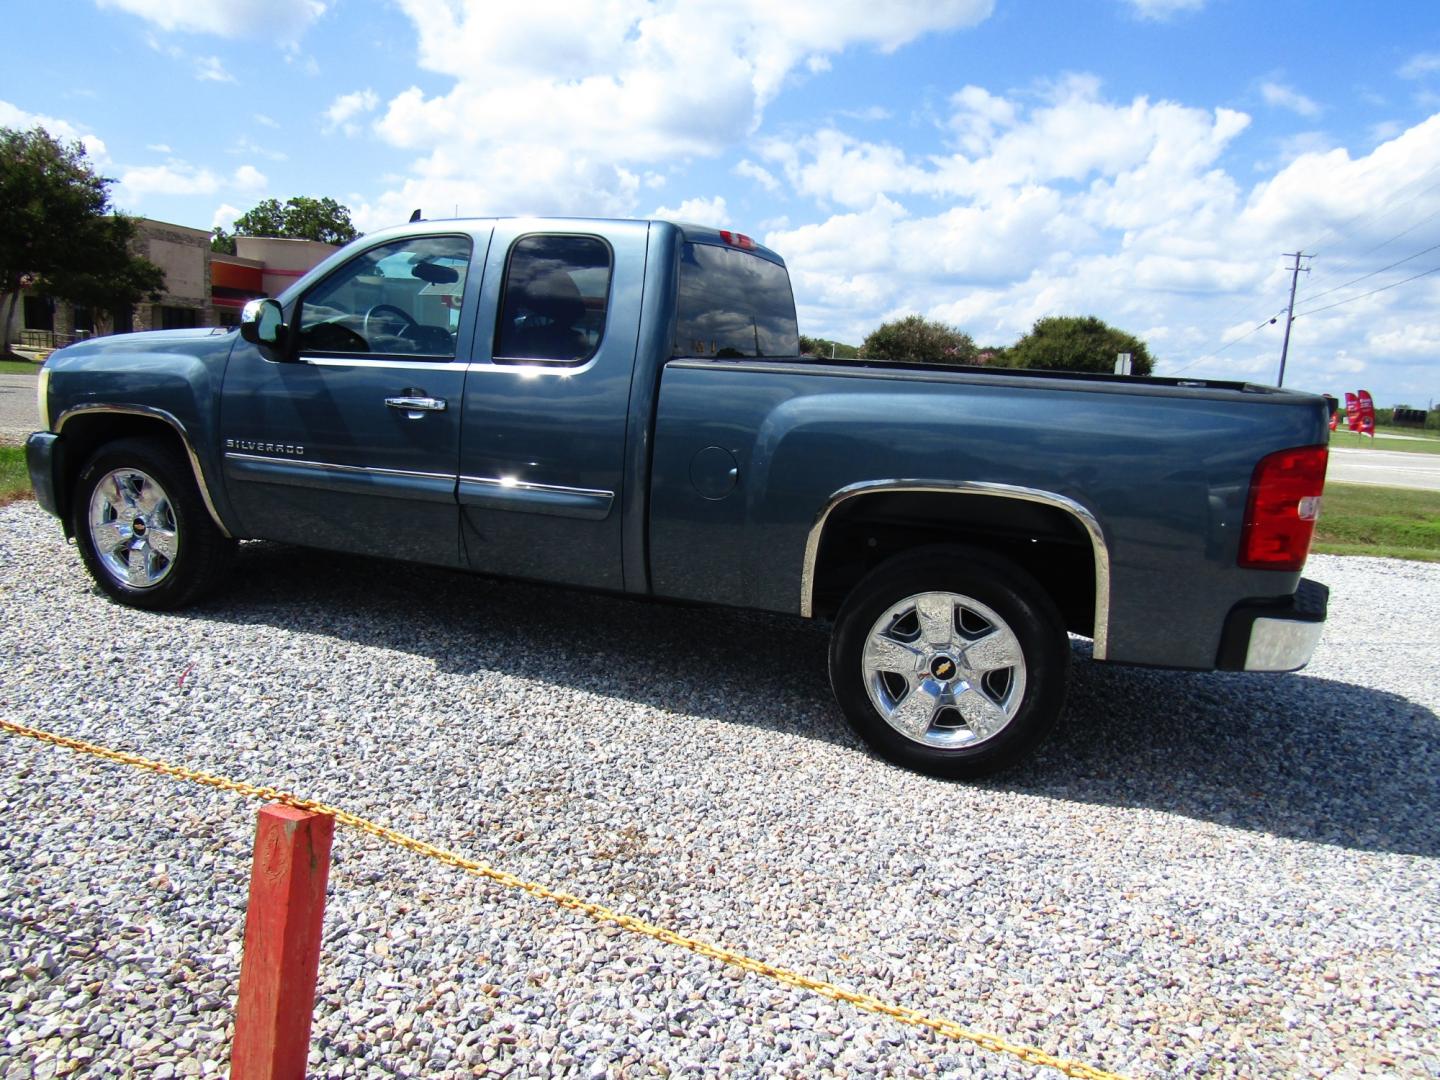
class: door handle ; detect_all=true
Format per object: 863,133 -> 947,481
385,395 -> 447,413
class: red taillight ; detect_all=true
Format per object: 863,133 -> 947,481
1239,445 -> 1329,570
719,230 -> 755,250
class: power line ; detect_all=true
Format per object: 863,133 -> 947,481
1348,201 -> 1440,261
1171,168 -> 1440,381
1297,163 -> 1440,257
1294,173 -> 1440,300
1296,238 -> 1440,306
1167,307 -> 1288,377
1294,263 -> 1440,318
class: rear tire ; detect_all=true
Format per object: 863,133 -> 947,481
71,438 -> 234,611
829,545 -> 1068,778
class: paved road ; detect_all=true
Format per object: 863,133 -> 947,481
0,372 -> 38,446
1329,446 -> 1440,492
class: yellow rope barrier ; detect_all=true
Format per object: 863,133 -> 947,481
1,717 -> 1125,1080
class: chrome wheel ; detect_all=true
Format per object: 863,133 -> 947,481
87,468 -> 179,590
861,590 -> 1027,749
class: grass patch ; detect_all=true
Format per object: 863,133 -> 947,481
1314,482 -> 1440,562
0,358 -> 43,376
1330,428 -> 1440,455
0,446 -> 31,506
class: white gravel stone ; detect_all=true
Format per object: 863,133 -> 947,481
0,499 -> 1437,1078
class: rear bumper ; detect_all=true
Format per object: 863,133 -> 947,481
1217,578 -> 1328,672
25,432 -> 63,520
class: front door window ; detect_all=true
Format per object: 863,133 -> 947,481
295,235 -> 472,359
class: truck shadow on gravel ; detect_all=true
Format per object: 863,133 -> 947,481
197,542 -> 1438,859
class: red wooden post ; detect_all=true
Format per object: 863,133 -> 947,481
231,804 -> 335,1080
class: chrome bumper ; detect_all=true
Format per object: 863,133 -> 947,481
1243,615 -> 1326,672
1218,578 -> 1328,673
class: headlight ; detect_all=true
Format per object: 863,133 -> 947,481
36,365 -> 51,431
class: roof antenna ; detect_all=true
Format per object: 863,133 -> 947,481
409,208 -> 422,223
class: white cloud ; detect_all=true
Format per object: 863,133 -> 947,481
1261,80 -> 1321,118
838,105 -> 893,122
735,159 -> 781,193
764,77 -> 1250,214
230,135 -> 287,161
253,112 -> 279,128
949,84 -> 1018,154
194,55 -> 235,83
212,203 -> 242,231
755,78 -> 1440,405
1123,0 -> 1205,20
324,88 -> 379,135
350,156 -> 646,232
361,0 -> 993,222
1399,52 -> 1440,80
0,100 -> 109,164
1367,322 -> 1440,360
1369,121 -> 1402,145
117,162 -> 223,201
147,142 -> 172,154
652,196 -> 729,224
114,159 -> 268,206
96,0 -> 325,41
232,164 -> 267,191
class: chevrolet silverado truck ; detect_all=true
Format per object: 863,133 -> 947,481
26,217 -> 1331,778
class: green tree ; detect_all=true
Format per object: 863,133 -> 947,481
0,127 -> 164,355
214,196 -> 360,252
45,214 -> 166,321
799,335 -> 859,359
1006,315 -> 1154,376
861,315 -> 977,365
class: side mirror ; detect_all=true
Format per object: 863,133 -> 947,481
240,298 -> 287,349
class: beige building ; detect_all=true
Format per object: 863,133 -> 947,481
6,218 -> 337,347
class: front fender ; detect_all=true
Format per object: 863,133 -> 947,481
43,329 -> 241,536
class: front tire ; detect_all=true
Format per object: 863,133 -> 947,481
829,546 -> 1069,779
71,438 -> 234,611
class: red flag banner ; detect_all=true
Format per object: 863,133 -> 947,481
1357,390 -> 1376,438
1345,392 -> 1361,432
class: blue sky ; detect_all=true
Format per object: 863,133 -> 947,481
5,0 -> 1440,404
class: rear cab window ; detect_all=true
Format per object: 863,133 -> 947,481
674,239 -> 799,359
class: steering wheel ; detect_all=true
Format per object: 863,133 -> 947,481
363,304 -> 420,341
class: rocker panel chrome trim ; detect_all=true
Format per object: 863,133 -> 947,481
457,475 -> 615,521
54,404 -> 233,538
223,453 -> 454,482
801,479 -> 1112,659
223,453 -> 457,503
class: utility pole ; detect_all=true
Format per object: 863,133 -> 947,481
1277,251 -> 1311,387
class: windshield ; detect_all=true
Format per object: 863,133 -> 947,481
674,242 -> 798,359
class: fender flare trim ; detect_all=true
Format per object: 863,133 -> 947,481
55,404 -> 233,538
801,479 -> 1110,659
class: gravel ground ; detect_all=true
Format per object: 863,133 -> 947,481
1,498 -> 1436,1079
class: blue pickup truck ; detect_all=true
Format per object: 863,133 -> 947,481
27,216 -> 1330,777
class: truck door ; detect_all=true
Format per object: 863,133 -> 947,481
457,220 -> 648,590
219,228 -> 490,566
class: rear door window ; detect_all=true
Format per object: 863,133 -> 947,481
493,235 -> 612,365
675,243 -> 799,359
